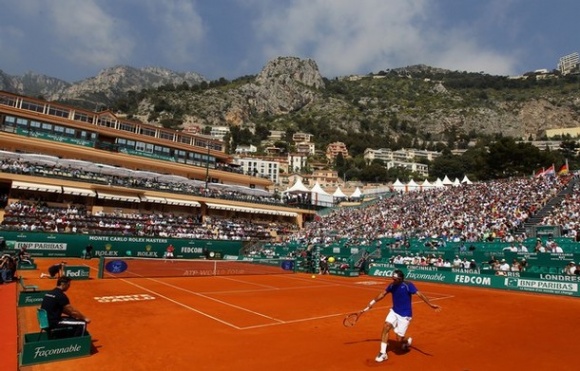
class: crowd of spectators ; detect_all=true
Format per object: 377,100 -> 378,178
0,200 -> 297,241
0,158 -> 286,207
287,175 -> 578,249
538,178 -> 580,241
2,151 -> 579,256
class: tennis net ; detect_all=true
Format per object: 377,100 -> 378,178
97,256 -> 296,278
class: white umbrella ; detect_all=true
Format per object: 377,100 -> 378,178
57,158 -> 94,169
88,163 -> 131,177
20,153 -> 59,166
132,170 -> 162,179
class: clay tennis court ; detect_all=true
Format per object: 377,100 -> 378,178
15,258 -> 580,371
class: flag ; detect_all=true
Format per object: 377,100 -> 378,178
544,164 -> 555,176
558,160 -> 569,176
534,168 -> 545,178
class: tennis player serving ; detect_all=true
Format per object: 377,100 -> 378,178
361,269 -> 441,363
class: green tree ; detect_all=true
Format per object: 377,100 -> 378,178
334,153 -> 346,178
429,154 -> 466,180
255,124 -> 271,141
359,162 -> 388,183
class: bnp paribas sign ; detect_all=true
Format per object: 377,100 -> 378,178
20,332 -> 92,366
63,266 -> 90,279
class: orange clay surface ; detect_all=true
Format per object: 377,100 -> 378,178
15,258 -> 580,371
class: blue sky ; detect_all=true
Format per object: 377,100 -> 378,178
0,0 -> 578,83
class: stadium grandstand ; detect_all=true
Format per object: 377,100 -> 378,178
0,90 -> 579,276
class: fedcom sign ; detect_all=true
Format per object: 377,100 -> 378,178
454,275 -> 492,286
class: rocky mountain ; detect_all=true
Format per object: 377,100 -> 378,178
2,57 -> 580,143
0,70 -> 71,99
0,66 -> 206,108
133,57 -> 580,141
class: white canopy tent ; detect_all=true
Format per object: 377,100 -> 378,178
310,182 -> 334,206
350,187 -> 363,199
282,178 -> 311,204
407,179 -> 420,192
442,175 -> 453,186
392,179 -> 405,193
284,178 -> 311,193
333,186 -> 347,199
420,179 -> 434,191
461,175 -> 473,184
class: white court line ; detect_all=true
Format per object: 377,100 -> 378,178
89,265 -> 285,327
113,277 -> 244,329
147,277 -> 287,323
144,276 -> 455,330
87,265 -> 455,330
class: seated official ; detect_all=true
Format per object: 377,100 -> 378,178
40,276 -> 91,337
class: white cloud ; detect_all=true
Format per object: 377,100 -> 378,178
139,0 -> 206,66
39,0 -> 135,68
251,0 -> 519,77
0,25 -> 25,72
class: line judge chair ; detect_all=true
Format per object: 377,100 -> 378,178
36,308 -> 51,340
19,276 -> 38,292
36,308 -> 73,340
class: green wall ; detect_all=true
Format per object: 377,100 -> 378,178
1,231 -> 243,259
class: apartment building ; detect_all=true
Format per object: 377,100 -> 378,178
364,148 -> 440,163
233,157 -> 280,184
558,52 -> 580,75
209,126 -> 230,140
326,141 -> 349,161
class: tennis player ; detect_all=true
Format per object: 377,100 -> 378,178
361,269 -> 441,363
40,261 -> 66,279
164,244 -> 175,263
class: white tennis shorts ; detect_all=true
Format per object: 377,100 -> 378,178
385,308 -> 412,337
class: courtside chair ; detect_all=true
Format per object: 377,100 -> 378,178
36,308 -> 51,341
36,308 -> 74,340
18,276 -> 38,292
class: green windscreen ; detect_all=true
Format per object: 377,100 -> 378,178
98,256 -> 296,278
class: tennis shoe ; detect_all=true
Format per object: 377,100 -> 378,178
402,337 -> 412,351
375,352 -> 388,362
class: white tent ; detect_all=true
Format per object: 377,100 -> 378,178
284,178 -> 310,193
310,181 -> 329,195
453,178 -> 461,187
333,186 -> 347,199
282,178 -> 311,204
442,175 -> 453,186
350,187 -> 363,199
434,178 -> 445,188
310,182 -> 334,206
406,179 -> 419,192
461,175 -> 473,184
420,179 -> 433,191
392,179 -> 405,193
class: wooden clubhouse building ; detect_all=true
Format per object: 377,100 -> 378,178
0,91 -> 314,228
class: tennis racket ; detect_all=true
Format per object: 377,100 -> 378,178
343,311 -> 362,327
